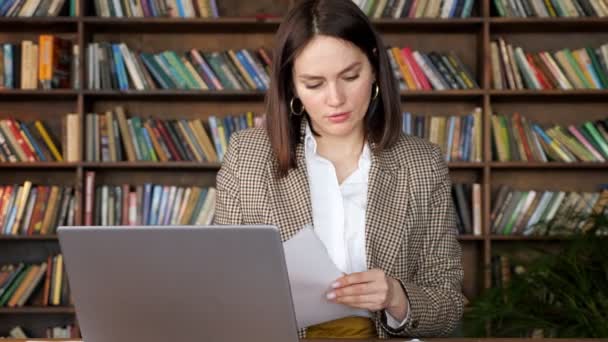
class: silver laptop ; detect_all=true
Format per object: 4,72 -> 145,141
58,225 -> 299,342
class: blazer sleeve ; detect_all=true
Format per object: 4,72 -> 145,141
214,132 -> 243,225
380,144 -> 464,337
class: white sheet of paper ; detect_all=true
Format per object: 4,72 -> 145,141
283,226 -> 369,329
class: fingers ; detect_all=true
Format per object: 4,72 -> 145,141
327,269 -> 392,312
334,294 -> 376,305
328,287 -> 389,306
328,294 -> 386,311
333,269 -> 384,288
328,282 -> 375,298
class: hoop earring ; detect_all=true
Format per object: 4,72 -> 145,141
290,97 -> 304,116
372,83 -> 380,101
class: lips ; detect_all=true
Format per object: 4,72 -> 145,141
327,111 -> 351,123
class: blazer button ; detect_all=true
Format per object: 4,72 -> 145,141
411,320 -> 419,328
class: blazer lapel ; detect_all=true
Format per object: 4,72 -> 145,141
365,146 -> 411,274
266,121 -> 313,242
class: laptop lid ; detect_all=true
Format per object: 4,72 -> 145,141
58,225 -> 299,342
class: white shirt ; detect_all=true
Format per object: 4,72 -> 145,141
303,125 -> 410,329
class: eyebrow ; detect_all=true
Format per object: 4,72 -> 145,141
297,61 -> 362,80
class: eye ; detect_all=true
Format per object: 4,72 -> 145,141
344,74 -> 360,81
305,83 -> 322,89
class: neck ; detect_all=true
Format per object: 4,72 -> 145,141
314,127 -> 365,162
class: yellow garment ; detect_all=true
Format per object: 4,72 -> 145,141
306,316 -> 377,339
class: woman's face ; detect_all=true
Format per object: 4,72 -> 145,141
292,35 -> 375,140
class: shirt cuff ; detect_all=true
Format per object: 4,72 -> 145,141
384,296 -> 411,329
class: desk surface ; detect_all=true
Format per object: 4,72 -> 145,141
7,339 -> 608,341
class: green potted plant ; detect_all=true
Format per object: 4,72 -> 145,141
463,210 -> 608,338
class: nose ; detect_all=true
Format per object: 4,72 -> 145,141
326,82 -> 345,107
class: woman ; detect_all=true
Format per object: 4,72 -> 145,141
214,0 -> 464,339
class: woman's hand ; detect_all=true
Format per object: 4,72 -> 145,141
326,268 -> 409,321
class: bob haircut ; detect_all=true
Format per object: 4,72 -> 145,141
265,0 -> 402,177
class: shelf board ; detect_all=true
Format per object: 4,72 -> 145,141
82,89 -> 265,100
82,17 -> 282,32
83,89 -> 484,100
457,235 -> 484,240
0,235 -> 58,241
0,17 -> 78,32
0,307 -> 75,314
447,162 -> 484,168
373,18 -> 483,32
0,162 -> 79,169
490,17 -> 608,32
400,89 -> 484,99
81,161 -> 222,169
0,89 -> 78,100
490,235 -> 599,241
489,162 -> 608,169
81,17 -> 484,33
489,89 -> 608,100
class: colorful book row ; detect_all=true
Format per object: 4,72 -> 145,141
493,0 -> 608,17
0,116 -> 79,163
452,182 -> 483,236
0,183 -> 76,236
491,186 -> 608,235
0,37 -> 78,90
94,0 -> 219,18
353,0 -> 476,18
85,107 -> 262,163
491,113 -> 608,162
0,0 -> 75,17
402,108 -> 482,162
0,254 -> 69,308
87,42 -> 271,91
491,39 -> 608,90
387,47 -> 479,91
84,171 -> 216,226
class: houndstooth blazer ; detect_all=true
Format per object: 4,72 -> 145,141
214,119 -> 464,339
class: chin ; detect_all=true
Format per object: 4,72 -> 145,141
311,114 -> 364,138
322,122 -> 359,138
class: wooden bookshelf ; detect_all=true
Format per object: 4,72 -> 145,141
0,236 -> 60,241
489,235 -> 607,241
1,0 -> 607,337
489,17 -> 608,31
0,307 -> 75,315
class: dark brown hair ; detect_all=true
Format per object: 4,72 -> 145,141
265,0 -> 402,177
